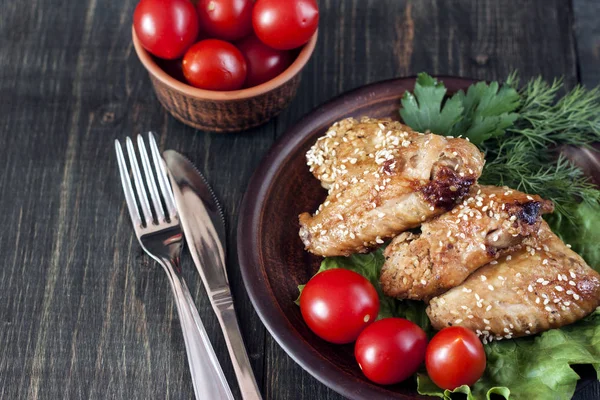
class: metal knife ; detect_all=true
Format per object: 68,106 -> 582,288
164,150 -> 262,400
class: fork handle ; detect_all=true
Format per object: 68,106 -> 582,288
162,259 -> 234,400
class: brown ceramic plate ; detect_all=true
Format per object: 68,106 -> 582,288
237,76 -> 599,400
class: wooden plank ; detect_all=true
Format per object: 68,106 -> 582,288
264,0 -> 582,399
575,380 -> 600,400
0,0 -> 597,398
0,1 -> 105,399
0,0 -> 272,398
573,0 -> 600,87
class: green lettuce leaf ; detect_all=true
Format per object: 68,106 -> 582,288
400,73 -> 464,135
396,299 -> 431,334
546,201 -> 600,272
417,376 -> 510,400
418,308 -> 600,399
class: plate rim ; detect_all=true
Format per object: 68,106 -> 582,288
237,76 -> 478,400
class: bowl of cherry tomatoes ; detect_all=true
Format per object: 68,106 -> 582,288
132,0 -> 319,132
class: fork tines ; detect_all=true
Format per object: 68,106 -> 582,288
115,133 -> 177,228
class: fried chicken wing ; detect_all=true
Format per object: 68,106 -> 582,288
426,221 -> 600,342
298,117 -> 485,257
380,185 -> 554,301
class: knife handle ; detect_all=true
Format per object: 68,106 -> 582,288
214,295 -> 263,400
162,259 -> 235,400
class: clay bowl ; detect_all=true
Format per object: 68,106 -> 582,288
132,27 -> 318,133
237,76 -> 599,399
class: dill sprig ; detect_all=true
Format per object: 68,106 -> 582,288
478,74 -> 600,222
505,76 -> 600,148
480,148 -> 600,218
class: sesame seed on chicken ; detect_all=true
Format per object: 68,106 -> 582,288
426,221 -> 600,341
298,117 -> 484,257
380,185 -> 554,301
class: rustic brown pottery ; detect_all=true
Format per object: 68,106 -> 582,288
132,27 -> 318,133
237,76 -> 599,400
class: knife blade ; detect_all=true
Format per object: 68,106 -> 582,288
164,150 -> 262,400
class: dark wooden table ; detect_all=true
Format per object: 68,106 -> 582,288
1,0 -> 599,399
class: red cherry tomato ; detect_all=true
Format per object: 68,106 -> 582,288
300,269 -> 379,344
425,327 -> 486,390
182,39 -> 247,91
252,0 -> 319,50
236,35 -> 294,87
196,0 -> 254,41
133,0 -> 199,59
355,318 -> 428,385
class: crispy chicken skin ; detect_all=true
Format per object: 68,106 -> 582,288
426,221 -> 600,342
298,117 -> 485,257
380,185 -> 554,301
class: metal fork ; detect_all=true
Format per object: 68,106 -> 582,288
115,133 -> 234,400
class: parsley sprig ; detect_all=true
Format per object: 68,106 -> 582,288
400,73 -> 520,145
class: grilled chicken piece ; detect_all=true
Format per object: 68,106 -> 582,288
380,185 -> 554,301
427,221 -> 600,342
298,117 -> 484,257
